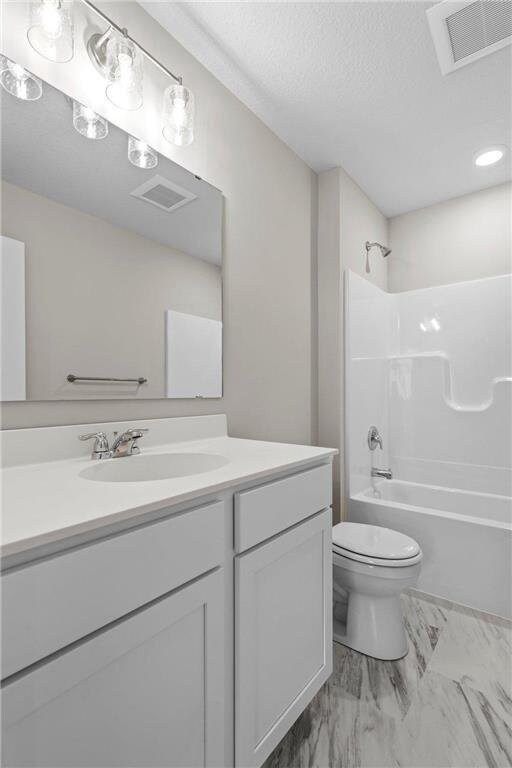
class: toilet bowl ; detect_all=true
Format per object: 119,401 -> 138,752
332,522 -> 422,660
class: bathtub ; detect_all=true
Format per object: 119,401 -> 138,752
349,479 -> 512,618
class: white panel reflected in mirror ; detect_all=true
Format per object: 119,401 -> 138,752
0,236 -> 26,401
0,77 -> 223,401
166,311 -> 222,398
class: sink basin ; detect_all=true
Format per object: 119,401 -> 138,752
79,453 -> 229,483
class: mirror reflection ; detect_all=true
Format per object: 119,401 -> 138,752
0,80 -> 223,401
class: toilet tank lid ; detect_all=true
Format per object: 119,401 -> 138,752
332,522 -> 420,560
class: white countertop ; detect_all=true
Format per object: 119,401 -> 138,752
1,433 -> 335,560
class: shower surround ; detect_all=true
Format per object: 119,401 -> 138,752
345,270 -> 512,618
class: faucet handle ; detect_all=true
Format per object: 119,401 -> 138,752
126,428 -> 148,454
78,431 -> 110,458
126,428 -> 149,437
367,426 -> 383,451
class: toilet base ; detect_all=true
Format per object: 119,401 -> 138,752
332,594 -> 409,660
332,552 -> 421,661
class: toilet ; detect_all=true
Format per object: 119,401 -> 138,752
332,522 -> 422,660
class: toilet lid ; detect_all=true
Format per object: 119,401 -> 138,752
332,522 -> 420,560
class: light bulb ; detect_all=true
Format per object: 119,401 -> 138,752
162,84 -> 194,147
72,101 -> 108,140
128,136 -> 158,169
0,57 -> 42,100
105,33 -> 143,110
28,0 -> 74,62
40,0 -> 63,38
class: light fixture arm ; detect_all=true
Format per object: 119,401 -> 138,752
81,0 -> 183,85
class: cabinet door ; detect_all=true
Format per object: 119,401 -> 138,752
2,569 -> 225,768
235,509 -> 332,768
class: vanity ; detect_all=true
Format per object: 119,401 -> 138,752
1,415 -> 335,768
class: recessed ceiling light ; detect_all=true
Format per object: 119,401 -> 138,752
474,146 -> 507,167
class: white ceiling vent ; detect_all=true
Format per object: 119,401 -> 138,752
427,1 -> 512,75
130,175 -> 197,212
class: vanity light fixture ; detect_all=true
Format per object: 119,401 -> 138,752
72,100 -> 108,139
27,0 -> 74,63
128,136 -> 158,169
473,146 -> 507,167
82,0 -> 194,144
162,84 -> 195,147
0,56 -> 42,100
88,26 -> 143,110
105,31 -> 143,110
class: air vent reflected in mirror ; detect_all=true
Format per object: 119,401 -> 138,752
130,175 -> 197,212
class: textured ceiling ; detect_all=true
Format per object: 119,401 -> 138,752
140,1 -> 512,217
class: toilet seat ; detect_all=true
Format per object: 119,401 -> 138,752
332,522 -> 422,568
333,543 -> 422,568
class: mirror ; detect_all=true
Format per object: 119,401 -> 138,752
0,79 -> 223,401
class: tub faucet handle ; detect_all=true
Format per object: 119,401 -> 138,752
368,426 -> 383,451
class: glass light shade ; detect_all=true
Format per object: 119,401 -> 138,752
27,0 -> 74,63
128,136 -> 158,169
72,101 -> 108,140
105,33 -> 143,110
162,84 -> 194,147
0,57 -> 42,100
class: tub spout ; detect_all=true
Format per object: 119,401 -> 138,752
372,468 -> 393,480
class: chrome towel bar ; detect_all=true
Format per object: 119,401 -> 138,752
67,374 -> 147,384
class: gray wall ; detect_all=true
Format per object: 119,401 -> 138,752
317,167 -> 388,521
389,182 -> 512,292
2,181 -> 221,401
2,2 -> 316,446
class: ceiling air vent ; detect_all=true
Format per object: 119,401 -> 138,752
427,0 -> 512,75
130,175 -> 197,212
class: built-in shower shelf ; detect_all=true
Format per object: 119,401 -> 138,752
353,352 -> 511,412
390,354 -> 511,413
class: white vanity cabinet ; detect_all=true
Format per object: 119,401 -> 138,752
2,569 -> 225,768
1,455 -> 333,768
234,467 -> 333,768
1,500 -> 227,768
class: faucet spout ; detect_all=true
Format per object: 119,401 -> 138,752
111,428 -> 149,458
371,468 -> 393,480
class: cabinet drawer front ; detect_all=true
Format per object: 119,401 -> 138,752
235,463 -> 332,552
2,500 -> 224,679
2,569 -> 225,768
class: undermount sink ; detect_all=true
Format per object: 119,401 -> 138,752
79,452 -> 230,483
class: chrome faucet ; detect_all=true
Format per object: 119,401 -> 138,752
79,428 -> 149,459
367,427 -> 391,479
371,467 -> 393,480
110,428 -> 149,458
78,431 -> 111,460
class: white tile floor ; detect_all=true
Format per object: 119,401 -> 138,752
264,591 -> 512,768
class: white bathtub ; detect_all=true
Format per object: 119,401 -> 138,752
349,479 -> 512,618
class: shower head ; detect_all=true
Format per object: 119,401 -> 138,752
365,241 -> 392,273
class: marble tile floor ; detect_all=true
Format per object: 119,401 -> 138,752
264,591 -> 512,768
